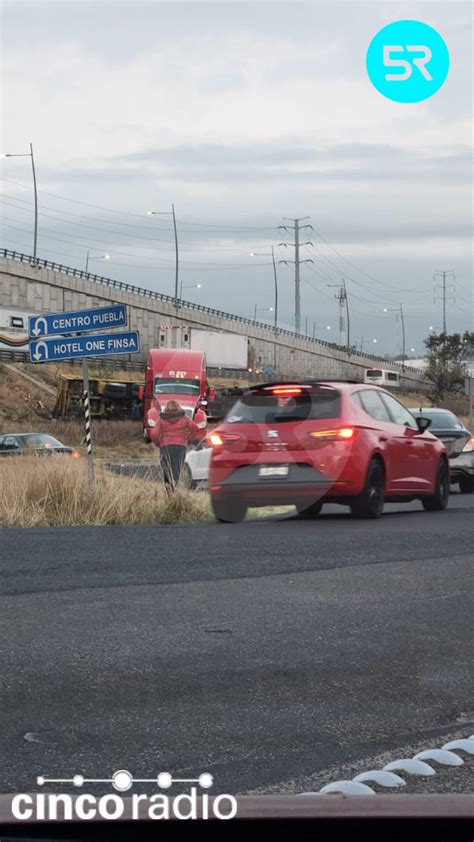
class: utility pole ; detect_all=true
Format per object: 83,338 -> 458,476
278,217 -> 313,333
383,303 -> 406,371
433,270 -> 455,334
327,278 -> 350,348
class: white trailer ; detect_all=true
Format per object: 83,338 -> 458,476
190,329 -> 248,369
158,326 -> 248,370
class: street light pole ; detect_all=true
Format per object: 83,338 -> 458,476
271,245 -> 278,330
254,305 -> 273,321
250,248 -> 278,328
312,323 -> 331,339
3,142 -> 38,263
172,203 -> 178,303
85,252 -> 109,273
400,303 -> 406,372
148,206 -> 179,303
179,282 -> 202,300
250,248 -> 279,371
30,143 -> 38,264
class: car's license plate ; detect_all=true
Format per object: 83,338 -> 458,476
259,465 -> 289,477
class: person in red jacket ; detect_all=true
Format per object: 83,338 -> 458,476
146,397 -> 162,435
150,399 -> 204,490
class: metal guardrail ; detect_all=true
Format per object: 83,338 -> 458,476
0,348 -> 146,371
1,248 -> 424,374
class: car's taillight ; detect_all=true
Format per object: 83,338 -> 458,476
72,450 -> 81,458
272,387 -> 303,395
309,427 -> 355,441
209,432 -> 240,447
462,437 -> 474,452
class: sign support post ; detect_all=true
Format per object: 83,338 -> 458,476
82,357 -> 95,486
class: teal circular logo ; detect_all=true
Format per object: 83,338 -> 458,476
366,19 -> 450,103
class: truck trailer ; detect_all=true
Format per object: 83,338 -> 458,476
157,326 -> 249,371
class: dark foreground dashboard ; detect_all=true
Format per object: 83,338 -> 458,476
1,795 -> 474,842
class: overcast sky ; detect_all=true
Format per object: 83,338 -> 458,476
1,0 -> 472,355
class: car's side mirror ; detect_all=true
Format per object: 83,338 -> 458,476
416,416 -> 432,433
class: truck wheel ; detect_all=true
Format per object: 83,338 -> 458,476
350,458 -> 385,519
422,459 -> 449,511
296,500 -> 323,518
459,477 -> 474,494
211,498 -> 247,523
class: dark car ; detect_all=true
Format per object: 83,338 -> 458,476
0,433 -> 80,458
410,408 -> 474,494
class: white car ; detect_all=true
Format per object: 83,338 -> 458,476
183,441 -> 211,488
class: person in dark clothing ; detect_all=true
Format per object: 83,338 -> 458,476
131,399 -> 141,421
149,399 -> 204,490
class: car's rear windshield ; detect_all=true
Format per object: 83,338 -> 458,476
365,369 -> 383,377
226,387 -> 341,423
413,411 -> 464,430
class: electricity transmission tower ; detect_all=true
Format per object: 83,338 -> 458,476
433,270 -> 455,333
327,278 -> 350,348
278,217 -> 314,333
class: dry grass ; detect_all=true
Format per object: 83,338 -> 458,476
0,456 -> 212,528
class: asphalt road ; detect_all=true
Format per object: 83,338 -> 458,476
1,493 -> 473,796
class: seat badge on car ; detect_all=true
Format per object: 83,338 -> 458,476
267,430 -> 279,438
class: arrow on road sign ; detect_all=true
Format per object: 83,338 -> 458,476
32,341 -> 49,361
31,317 -> 48,338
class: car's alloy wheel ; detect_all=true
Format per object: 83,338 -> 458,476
459,476 -> 474,494
211,498 -> 248,523
422,460 -> 449,511
296,500 -> 323,519
350,459 -> 385,519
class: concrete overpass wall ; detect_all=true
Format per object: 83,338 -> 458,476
0,251 -> 427,390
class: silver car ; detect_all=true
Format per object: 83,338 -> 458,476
410,408 -> 474,494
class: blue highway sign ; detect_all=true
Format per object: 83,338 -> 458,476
28,305 -> 127,338
29,331 -> 140,362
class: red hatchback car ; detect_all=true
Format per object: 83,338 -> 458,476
208,380 -> 449,523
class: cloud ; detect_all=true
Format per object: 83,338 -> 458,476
1,0 -> 472,351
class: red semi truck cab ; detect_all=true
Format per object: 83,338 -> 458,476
144,348 -> 208,440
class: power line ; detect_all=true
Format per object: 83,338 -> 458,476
1,195 -> 272,252
0,176 -> 277,232
0,221 -> 272,268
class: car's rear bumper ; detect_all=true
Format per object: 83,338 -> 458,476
209,463 -> 359,504
449,453 -> 474,480
210,483 -> 356,507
